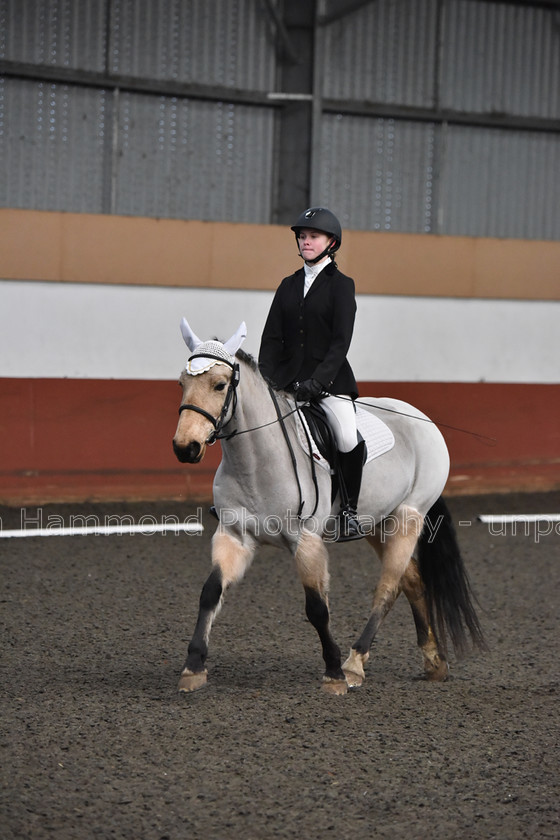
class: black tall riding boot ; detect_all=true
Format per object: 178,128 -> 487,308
337,440 -> 366,542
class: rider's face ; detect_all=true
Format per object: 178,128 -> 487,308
297,229 -> 333,264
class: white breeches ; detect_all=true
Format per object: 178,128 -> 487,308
319,395 -> 358,453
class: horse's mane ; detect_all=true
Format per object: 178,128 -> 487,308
235,347 -> 286,394
209,340 -> 275,389
235,347 -> 259,372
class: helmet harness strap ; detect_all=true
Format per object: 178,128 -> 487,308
295,234 -> 338,265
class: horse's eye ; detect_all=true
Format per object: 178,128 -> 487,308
215,382 -> 227,392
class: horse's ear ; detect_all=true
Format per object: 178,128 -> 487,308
180,318 -> 203,352
223,321 -> 247,356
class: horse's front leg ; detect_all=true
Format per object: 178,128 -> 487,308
178,529 -> 254,693
343,506 -> 423,687
295,531 -> 347,695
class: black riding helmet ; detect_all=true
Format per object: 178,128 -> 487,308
291,207 -> 342,263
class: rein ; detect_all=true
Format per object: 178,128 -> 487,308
180,348 -> 495,448
268,387 -> 320,519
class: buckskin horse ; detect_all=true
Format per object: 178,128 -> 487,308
172,319 -> 485,695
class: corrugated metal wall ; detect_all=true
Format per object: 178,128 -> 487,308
319,115 -> 438,233
442,126 -> 560,239
2,78 -> 109,211
0,0 -> 277,221
1,0 -> 107,70
321,0 -> 438,107
111,0 -> 275,89
1,0 -> 559,238
318,0 -> 560,238
114,93 -> 274,221
440,1 -> 560,118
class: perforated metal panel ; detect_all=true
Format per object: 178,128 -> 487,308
110,0 -> 276,90
0,77 -> 109,212
319,113 -> 437,233
1,0 -> 107,71
115,92 -> 275,222
321,0 -> 438,107
1,0 -> 559,238
441,0 -> 560,119
317,0 -> 560,238
1,0 -> 277,221
441,125 -> 560,240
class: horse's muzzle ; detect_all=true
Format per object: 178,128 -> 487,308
172,439 -> 203,463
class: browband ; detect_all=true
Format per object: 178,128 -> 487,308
188,352 -> 235,368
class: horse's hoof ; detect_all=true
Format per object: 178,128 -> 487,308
321,677 -> 348,696
343,668 -> 365,688
342,649 -> 368,687
178,669 -> 208,693
424,658 -> 449,682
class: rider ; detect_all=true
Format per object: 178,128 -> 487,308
258,207 -> 365,541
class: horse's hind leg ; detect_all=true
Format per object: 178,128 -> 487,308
343,505 -> 423,688
178,530 -> 254,693
400,558 -> 448,681
295,531 -> 347,695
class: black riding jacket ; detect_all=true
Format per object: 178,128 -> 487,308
258,261 -> 359,398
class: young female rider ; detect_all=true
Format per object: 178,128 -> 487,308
258,207 -> 365,541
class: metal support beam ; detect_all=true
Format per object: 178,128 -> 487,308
0,60 -> 282,110
319,0 -> 378,26
322,98 -> 560,135
272,1 -> 317,225
260,0 -> 300,64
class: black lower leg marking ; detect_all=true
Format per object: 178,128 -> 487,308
352,591 -> 397,656
304,586 -> 344,680
409,601 -> 431,649
184,567 -> 223,673
199,567 -> 223,610
352,613 -> 381,656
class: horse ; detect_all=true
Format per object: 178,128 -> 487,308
172,319 -> 485,695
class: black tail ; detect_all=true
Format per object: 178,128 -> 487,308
417,497 -> 487,657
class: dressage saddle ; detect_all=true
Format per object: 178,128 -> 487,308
300,402 -> 367,505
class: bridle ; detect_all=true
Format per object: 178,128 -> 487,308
178,356 -> 317,518
178,353 -> 240,445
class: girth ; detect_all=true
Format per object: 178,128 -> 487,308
299,402 -> 340,504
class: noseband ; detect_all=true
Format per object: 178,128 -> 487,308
178,354 -> 240,445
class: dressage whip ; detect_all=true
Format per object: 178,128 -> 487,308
339,395 -> 498,447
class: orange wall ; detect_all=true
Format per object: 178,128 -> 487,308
0,377 -> 558,505
1,208 -> 559,299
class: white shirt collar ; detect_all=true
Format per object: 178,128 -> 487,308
303,256 -> 331,296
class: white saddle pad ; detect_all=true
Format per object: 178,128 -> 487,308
295,404 -> 395,472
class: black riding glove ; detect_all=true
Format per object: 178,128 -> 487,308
296,378 -> 324,402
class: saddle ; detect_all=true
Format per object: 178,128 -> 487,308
296,398 -> 395,489
300,402 -> 366,503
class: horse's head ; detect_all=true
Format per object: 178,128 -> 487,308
172,319 -> 246,464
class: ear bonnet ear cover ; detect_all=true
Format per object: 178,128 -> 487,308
181,319 -> 247,375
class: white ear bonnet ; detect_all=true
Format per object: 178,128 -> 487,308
180,318 -> 247,375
